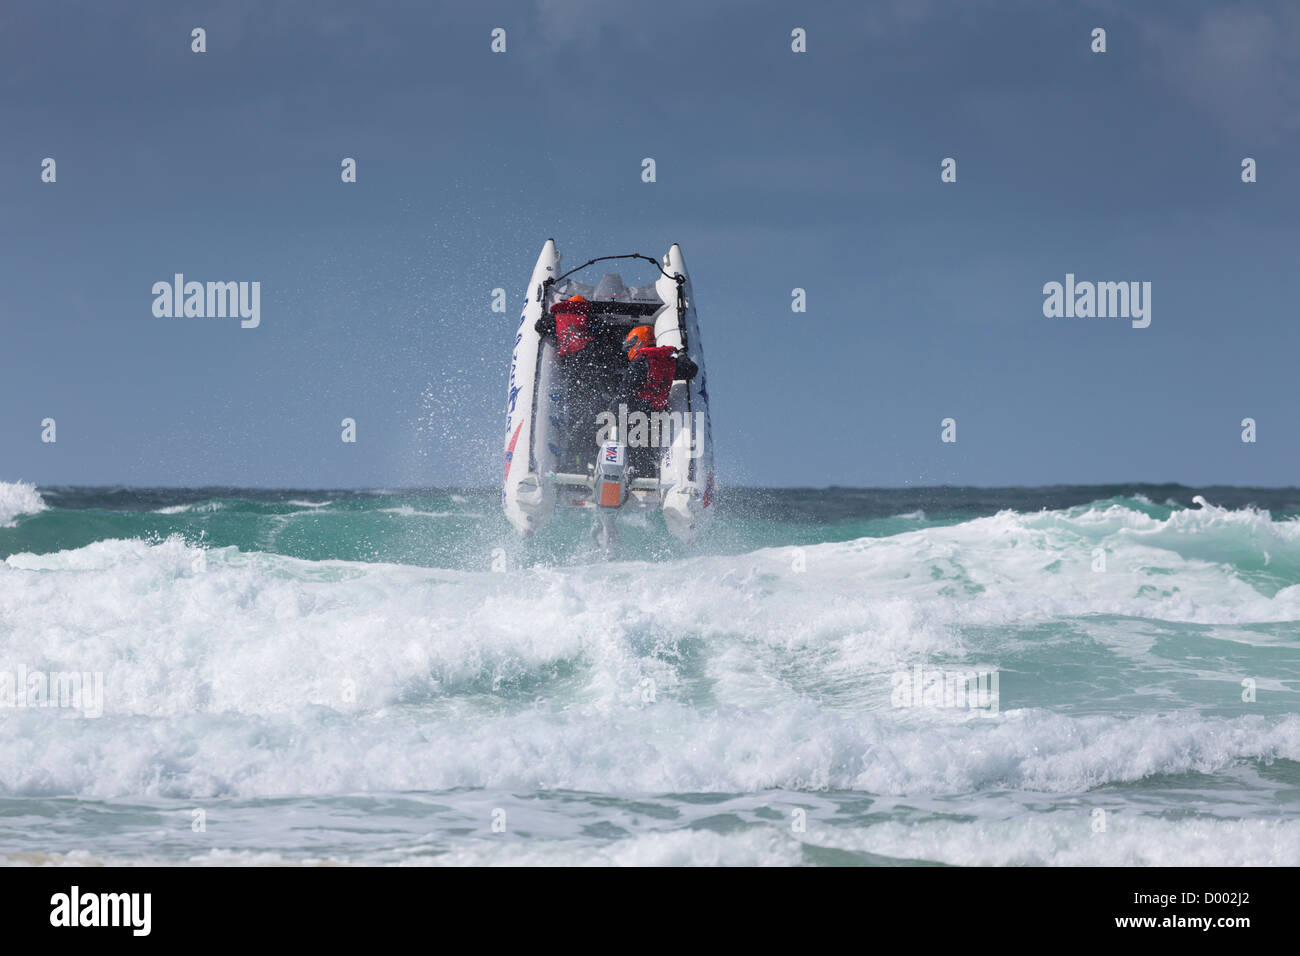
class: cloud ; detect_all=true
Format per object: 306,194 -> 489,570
1138,4 -> 1300,140
534,0 -> 619,48
531,0 -> 748,51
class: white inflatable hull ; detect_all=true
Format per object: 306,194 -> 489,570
651,244 -> 716,542
502,239 -> 561,536
502,240 -> 715,543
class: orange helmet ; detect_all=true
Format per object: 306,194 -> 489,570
567,295 -> 586,302
623,325 -> 654,359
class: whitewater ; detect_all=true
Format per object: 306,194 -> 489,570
1,482 -> 1298,866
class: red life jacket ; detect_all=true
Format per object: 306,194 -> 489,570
551,300 -> 591,358
632,346 -> 677,410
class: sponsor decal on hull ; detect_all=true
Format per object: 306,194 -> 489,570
504,421 -> 523,483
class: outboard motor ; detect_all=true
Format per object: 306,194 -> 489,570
591,440 -> 627,554
594,440 -> 627,509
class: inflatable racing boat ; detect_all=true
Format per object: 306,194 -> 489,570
503,240 -> 715,548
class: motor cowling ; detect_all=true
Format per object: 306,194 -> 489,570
593,441 -> 627,508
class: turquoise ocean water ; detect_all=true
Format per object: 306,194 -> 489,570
1,482 -> 1297,865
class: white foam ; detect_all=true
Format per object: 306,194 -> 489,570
410,828 -> 805,867
155,501 -> 224,514
815,814 -> 1300,867
380,506 -> 483,518
0,534 -> 1296,802
0,481 -> 47,527
2,496 -> 1297,811
6,814 -> 1295,867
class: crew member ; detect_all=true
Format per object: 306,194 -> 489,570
535,295 -> 593,359
535,295 -> 623,469
620,325 -> 697,412
613,325 -> 698,475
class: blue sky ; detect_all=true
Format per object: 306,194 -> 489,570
1,0 -> 1297,488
